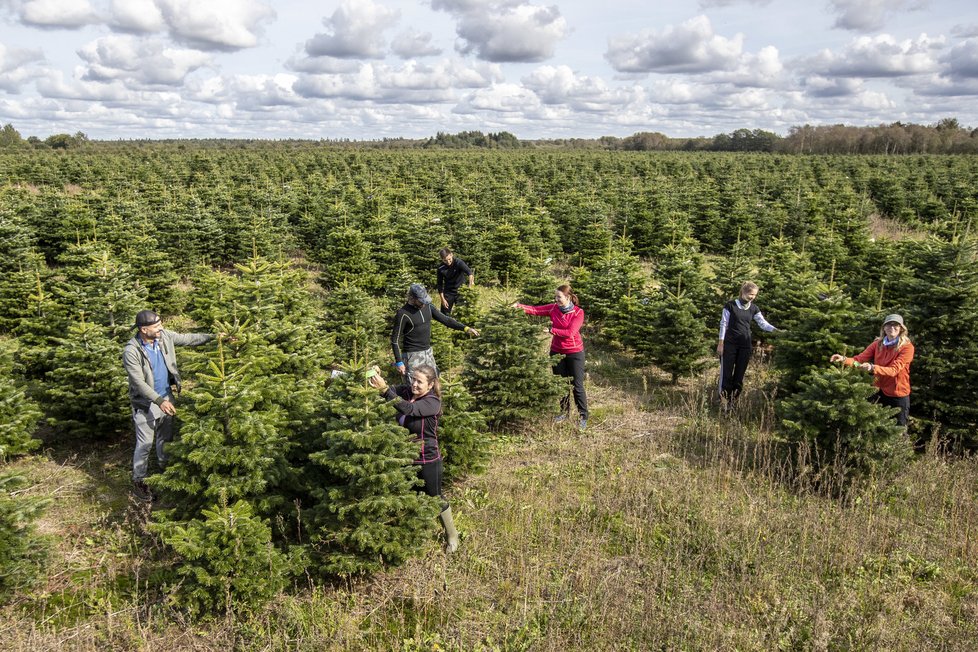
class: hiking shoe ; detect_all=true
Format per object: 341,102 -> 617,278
578,418 -> 587,430
553,414 -> 569,424
132,480 -> 153,503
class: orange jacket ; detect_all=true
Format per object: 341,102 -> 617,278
845,339 -> 915,398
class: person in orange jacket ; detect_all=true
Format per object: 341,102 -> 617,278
830,314 -> 914,426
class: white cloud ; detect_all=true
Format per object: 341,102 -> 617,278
21,0 -> 98,28
709,45 -> 785,88
187,73 -> 302,109
155,0 -> 275,51
304,0 -> 400,59
109,0 -> 165,33
941,37 -> 978,78
799,33 -> 944,78
453,82 -> 548,116
292,59 -> 499,104
829,0 -> 929,33
0,42 -> 44,92
78,35 -> 212,87
698,0 -> 771,6
605,15 -> 745,74
391,30 -> 442,58
521,65 -> 644,112
802,75 -> 866,97
951,23 -> 978,38
904,72 -> 978,96
433,0 -> 567,63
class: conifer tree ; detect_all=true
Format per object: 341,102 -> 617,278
519,264 -> 558,307
781,365 -> 909,480
0,340 -> 41,459
151,330 -> 291,520
754,236 -> 821,333
43,317 -> 130,439
150,496 -> 288,617
711,235 -> 755,303
487,222 -> 530,288
322,282 -> 387,362
0,215 -> 45,334
773,285 -> 863,396
52,241 -> 148,337
303,363 -> 440,576
317,226 -> 380,292
572,248 -> 645,323
653,286 -> 712,384
0,472 -> 50,601
438,375 -> 490,482
462,303 -> 564,426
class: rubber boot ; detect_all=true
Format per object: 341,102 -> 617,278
439,506 -> 460,553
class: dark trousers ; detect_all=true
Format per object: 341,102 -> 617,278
719,342 -> 752,400
417,460 -> 448,510
552,351 -> 588,419
441,291 -> 458,315
872,392 -> 910,427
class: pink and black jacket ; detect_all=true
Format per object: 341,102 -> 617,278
384,386 -> 442,464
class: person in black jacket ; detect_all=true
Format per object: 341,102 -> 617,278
436,248 -> 474,315
717,282 -> 777,408
391,283 -> 479,378
369,364 -> 459,553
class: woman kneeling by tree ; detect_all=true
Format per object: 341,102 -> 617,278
369,364 -> 459,553
830,313 -> 915,427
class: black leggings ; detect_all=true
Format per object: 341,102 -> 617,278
719,342 -> 752,399
417,460 -> 448,511
552,351 -> 588,419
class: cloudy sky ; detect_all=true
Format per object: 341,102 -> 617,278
0,0 -> 976,140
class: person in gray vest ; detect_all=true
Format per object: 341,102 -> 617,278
122,310 -> 214,502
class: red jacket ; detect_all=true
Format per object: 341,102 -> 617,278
846,339 -> 914,398
516,303 -> 585,354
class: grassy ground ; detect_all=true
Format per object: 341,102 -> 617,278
3,347 -> 977,651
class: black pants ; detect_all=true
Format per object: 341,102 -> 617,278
872,392 -> 910,427
552,351 -> 588,420
719,342 -> 752,400
441,292 -> 458,315
417,460 -> 448,510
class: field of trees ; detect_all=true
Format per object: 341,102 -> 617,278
1,144 -> 977,650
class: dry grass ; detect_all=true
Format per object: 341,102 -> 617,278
2,353 -> 977,651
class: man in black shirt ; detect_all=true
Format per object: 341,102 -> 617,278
436,248 -> 474,315
392,283 -> 479,378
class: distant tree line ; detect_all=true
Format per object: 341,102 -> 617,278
2,118 -> 977,154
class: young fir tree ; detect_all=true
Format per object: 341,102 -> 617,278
487,221 -> 530,288
519,264 -> 558,307
303,362 -> 440,577
438,374 -> 490,482
0,339 -> 41,459
0,214 -> 45,334
150,495 -> 289,618
462,302 -> 564,426
572,247 -> 646,323
322,282 -> 387,363
644,285 -> 711,384
150,330 -> 291,520
0,471 -> 51,601
711,235 -> 756,304
316,226 -> 380,293
773,285 -> 863,396
51,241 -> 148,338
43,317 -> 130,439
754,236 -> 821,335
13,269 -> 62,380
889,237 -> 978,449
780,365 -> 909,481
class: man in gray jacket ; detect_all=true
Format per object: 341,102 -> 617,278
123,310 -> 214,501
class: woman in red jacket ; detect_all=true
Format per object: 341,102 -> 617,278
513,284 -> 588,429
830,313 -> 914,426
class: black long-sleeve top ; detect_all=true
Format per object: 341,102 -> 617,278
390,302 -> 466,363
384,385 -> 442,464
436,258 -> 472,294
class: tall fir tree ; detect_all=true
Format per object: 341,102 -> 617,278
462,303 -> 564,426
487,221 -> 530,288
43,317 -> 130,439
754,236 -> 821,334
151,329 -> 292,520
0,339 -> 41,459
322,282 -> 387,363
438,374 -> 490,482
572,247 -> 646,323
303,362 -> 440,576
